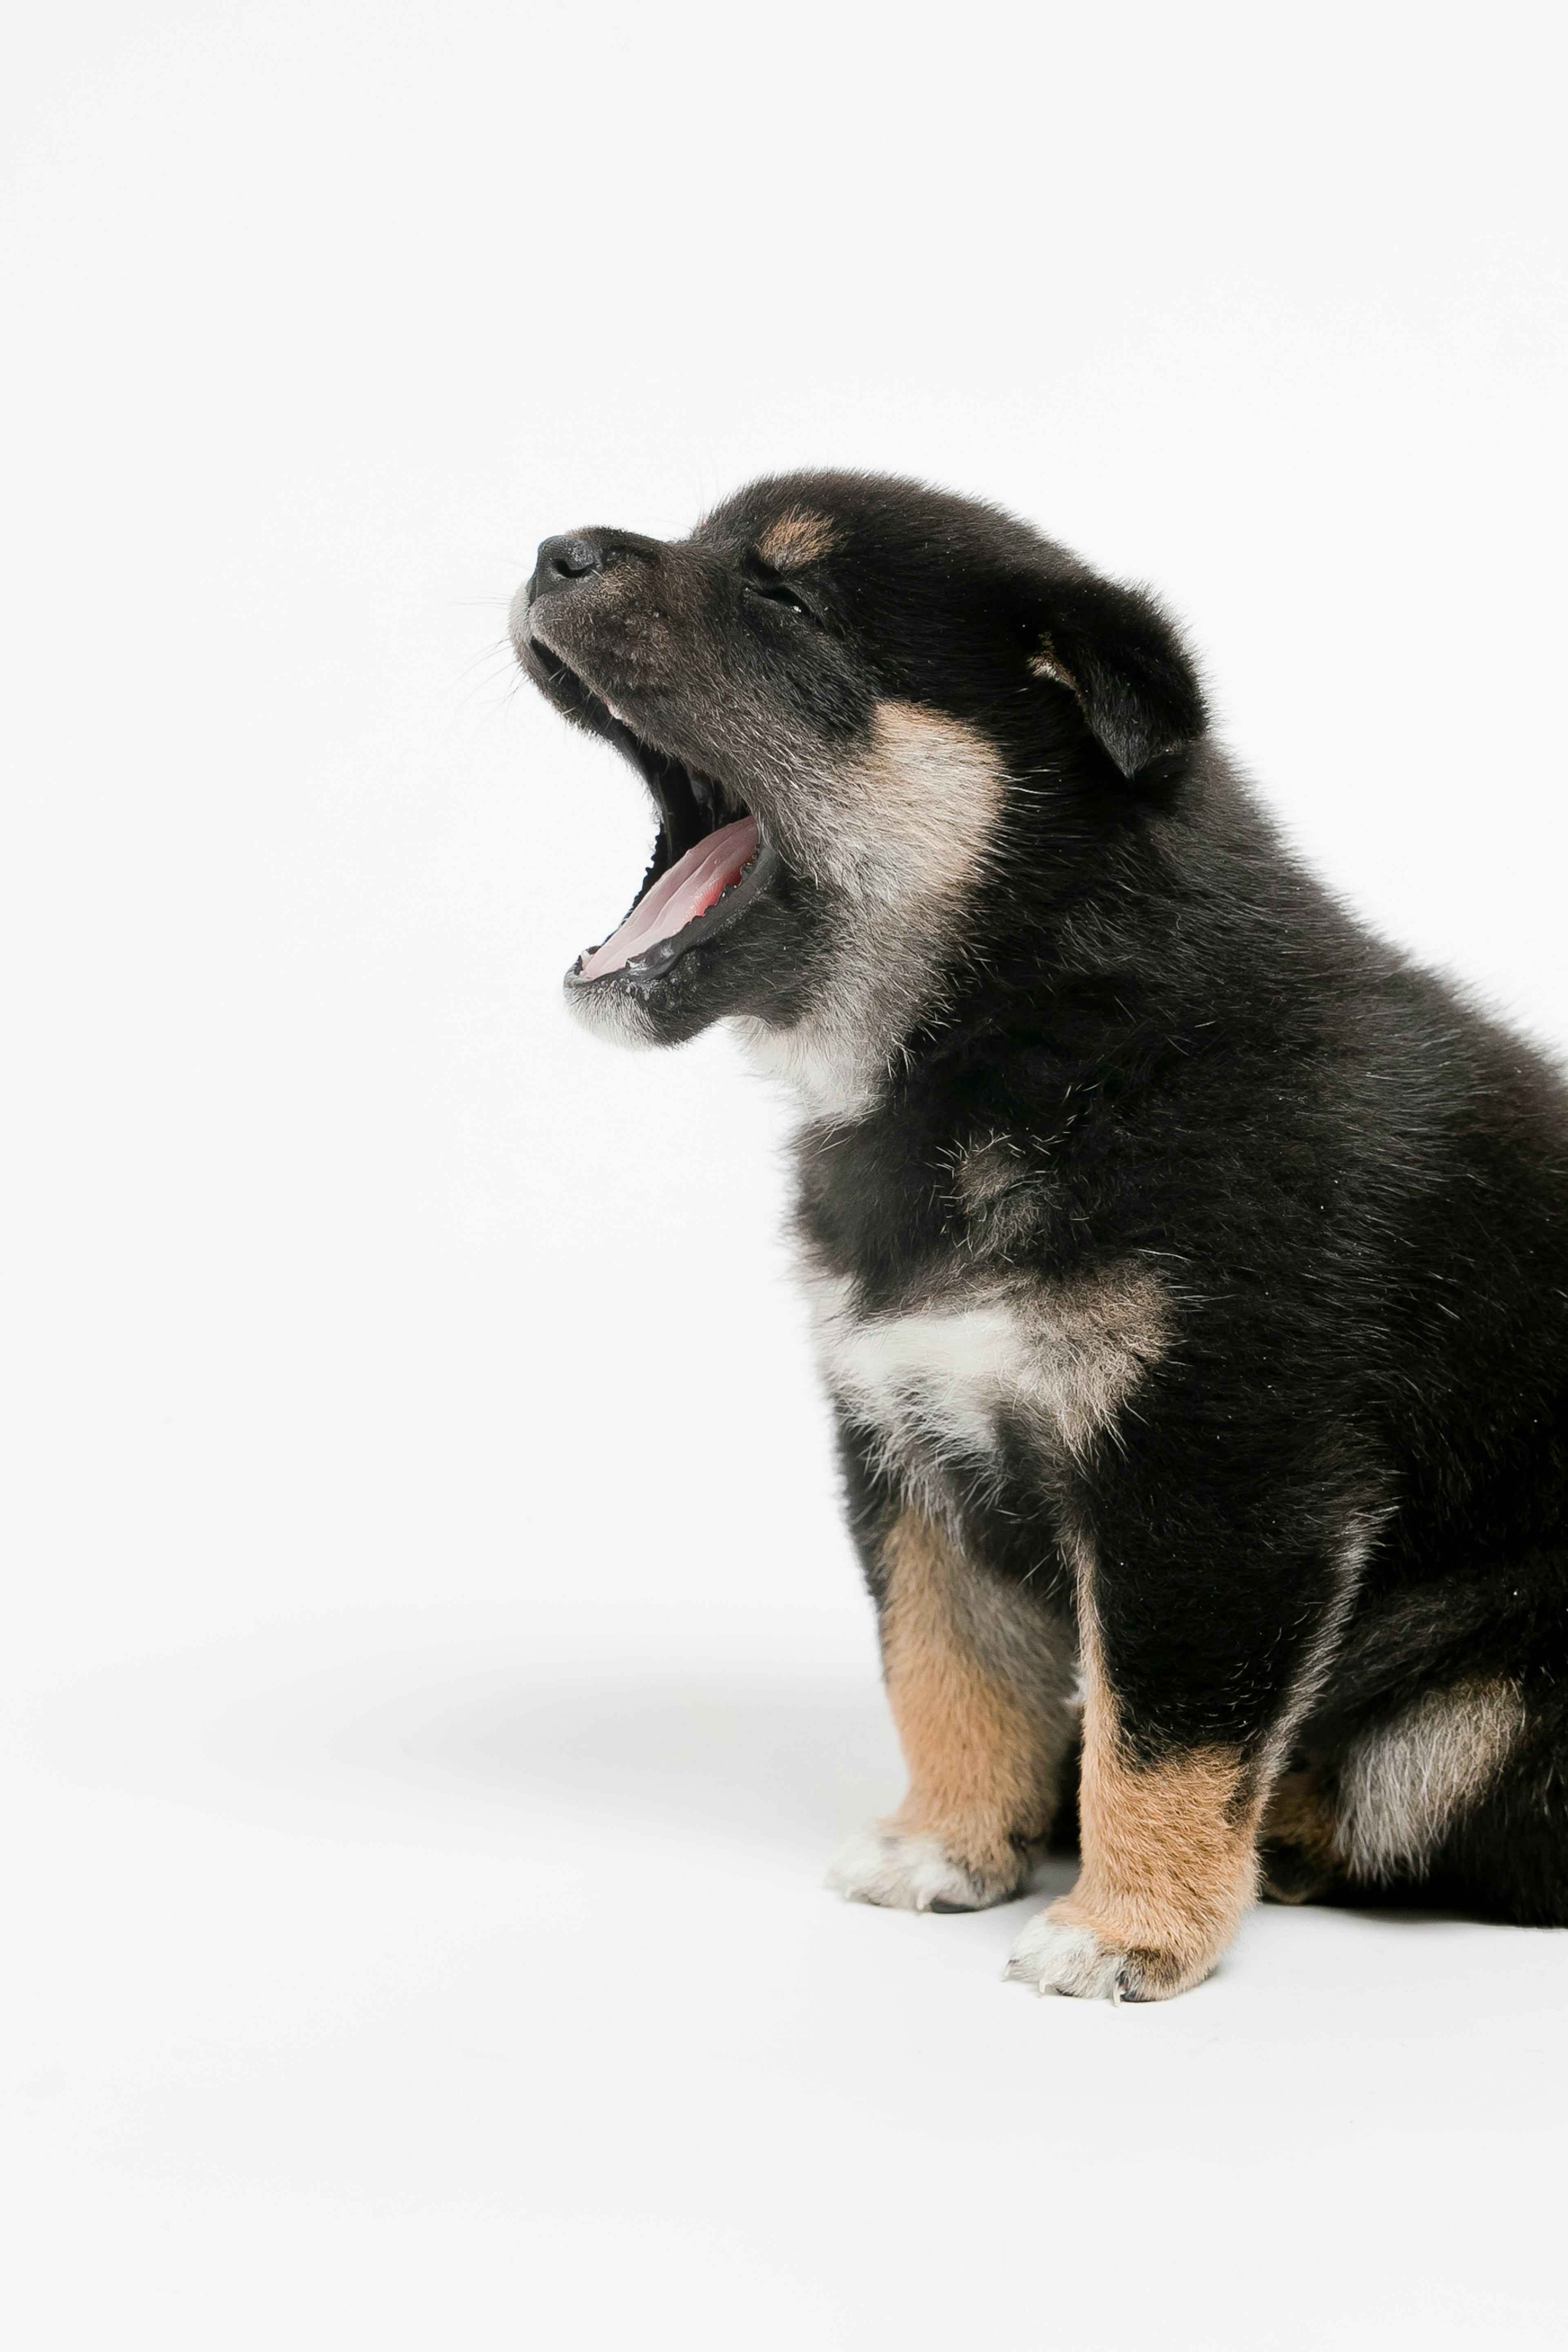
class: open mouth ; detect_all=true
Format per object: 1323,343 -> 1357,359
530,642 -> 780,991
579,811 -> 761,978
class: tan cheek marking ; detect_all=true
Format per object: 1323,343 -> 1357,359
880,1510 -> 1073,1895
755,508 -> 838,568
777,702 -> 1004,907
846,704 -> 1004,906
1053,1609 -> 1260,1991
744,703 -> 1009,1115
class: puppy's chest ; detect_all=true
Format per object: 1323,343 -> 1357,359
801,1250 -> 1173,1485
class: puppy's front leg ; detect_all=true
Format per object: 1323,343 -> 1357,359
1008,1490 -> 1361,2000
829,1507 -> 1076,1912
1007,1627 -> 1261,1999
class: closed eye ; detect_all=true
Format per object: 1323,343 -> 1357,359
746,579 -> 811,617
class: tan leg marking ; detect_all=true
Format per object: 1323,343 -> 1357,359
1009,1604 -> 1260,1998
828,1509 -> 1074,1911
881,1510 -> 1072,1891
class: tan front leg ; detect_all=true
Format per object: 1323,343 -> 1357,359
829,1509 -> 1076,1912
1007,1615 -> 1262,1998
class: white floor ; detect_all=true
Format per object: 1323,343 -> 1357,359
4,1603 -> 1563,2351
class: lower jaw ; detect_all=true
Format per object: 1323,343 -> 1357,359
564,834 -> 782,1001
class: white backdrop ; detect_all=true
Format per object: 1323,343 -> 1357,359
4,4 -> 1566,2346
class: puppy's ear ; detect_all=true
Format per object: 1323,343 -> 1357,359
1030,577 -> 1205,779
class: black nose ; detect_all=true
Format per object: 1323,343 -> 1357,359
537,533 -> 604,584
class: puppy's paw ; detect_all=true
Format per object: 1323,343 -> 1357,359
826,1822 -> 1013,1913
1004,1902 -> 1204,2002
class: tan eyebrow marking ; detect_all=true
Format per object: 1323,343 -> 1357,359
754,508 -> 839,570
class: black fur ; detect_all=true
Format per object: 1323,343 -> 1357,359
515,472 -> 1568,1950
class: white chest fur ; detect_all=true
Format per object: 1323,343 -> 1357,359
804,1261 -> 1172,1496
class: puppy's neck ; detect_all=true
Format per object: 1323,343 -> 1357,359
731,1005 -> 891,1127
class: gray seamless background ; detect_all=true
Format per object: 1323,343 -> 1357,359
4,3 -> 1564,2345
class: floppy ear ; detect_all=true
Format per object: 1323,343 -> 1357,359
1030,576 -> 1206,779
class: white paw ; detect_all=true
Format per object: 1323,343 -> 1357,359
1005,1907 -> 1128,2000
826,1822 -> 998,1912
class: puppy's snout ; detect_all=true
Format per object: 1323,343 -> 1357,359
521,527 -> 672,660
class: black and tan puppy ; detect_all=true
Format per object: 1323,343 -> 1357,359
512,474 -> 1568,2000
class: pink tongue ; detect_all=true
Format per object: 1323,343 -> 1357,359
580,816 -> 760,979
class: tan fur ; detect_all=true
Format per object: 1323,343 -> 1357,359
951,1134 -> 1054,1256
755,508 -> 838,570
1259,1767 -> 1345,1902
804,701 -> 1005,907
1262,1768 -> 1341,1862
737,704 -> 1007,1118
1028,1263 -> 1172,1457
879,1508 -> 1075,1895
1336,1674 -> 1524,1879
1045,1598 -> 1260,1995
805,1257 -> 1173,1523
1027,633 -> 1089,717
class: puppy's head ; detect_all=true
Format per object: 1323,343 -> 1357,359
512,473 -> 1205,1080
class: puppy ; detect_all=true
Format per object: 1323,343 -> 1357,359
512,474 -> 1568,2000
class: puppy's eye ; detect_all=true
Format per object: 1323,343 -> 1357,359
747,580 -> 810,617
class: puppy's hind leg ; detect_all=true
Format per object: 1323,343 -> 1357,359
828,1508 -> 1077,1912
